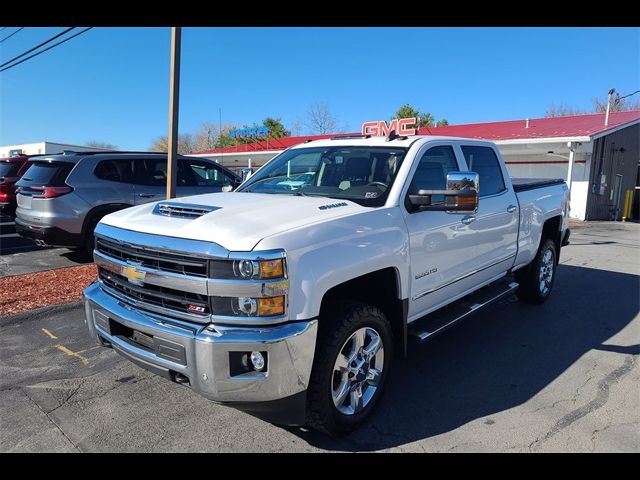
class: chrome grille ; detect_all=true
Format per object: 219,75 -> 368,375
99,268 -> 210,317
96,237 -> 208,277
153,202 -> 218,219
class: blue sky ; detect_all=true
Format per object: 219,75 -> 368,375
1,27 -> 638,151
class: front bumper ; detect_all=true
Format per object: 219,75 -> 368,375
83,282 -> 318,425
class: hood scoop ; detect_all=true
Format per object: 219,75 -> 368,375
153,202 -> 220,219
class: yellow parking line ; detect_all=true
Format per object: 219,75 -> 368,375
41,328 -> 58,340
55,345 -> 89,365
75,346 -> 100,355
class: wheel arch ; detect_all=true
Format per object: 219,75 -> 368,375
81,203 -> 133,240
540,215 -> 562,265
318,267 -> 408,356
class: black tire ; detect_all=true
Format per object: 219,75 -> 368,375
515,238 -> 557,304
306,301 -> 393,436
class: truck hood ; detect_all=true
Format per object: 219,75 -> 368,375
100,192 -> 368,251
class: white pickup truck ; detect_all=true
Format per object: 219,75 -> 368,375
83,134 -> 570,435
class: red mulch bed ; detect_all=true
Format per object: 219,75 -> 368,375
0,264 -> 97,316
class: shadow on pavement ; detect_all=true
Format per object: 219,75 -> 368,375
286,264 -> 639,451
60,249 -> 93,264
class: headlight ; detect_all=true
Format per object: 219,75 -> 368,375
232,258 -> 284,279
208,251 -> 288,319
210,255 -> 286,280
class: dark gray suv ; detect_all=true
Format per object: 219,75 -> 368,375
15,151 -> 241,253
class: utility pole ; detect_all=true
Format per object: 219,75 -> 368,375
604,88 -> 615,127
166,27 -> 181,199
566,142 -> 575,195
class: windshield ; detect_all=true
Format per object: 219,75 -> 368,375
237,146 -> 408,206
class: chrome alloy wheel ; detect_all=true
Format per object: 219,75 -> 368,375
539,248 -> 555,295
331,327 -> 384,415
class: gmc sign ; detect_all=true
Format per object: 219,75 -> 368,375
361,117 -> 416,136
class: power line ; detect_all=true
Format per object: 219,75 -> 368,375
0,27 -> 75,69
0,27 -> 92,73
617,90 -> 640,101
0,27 -> 24,43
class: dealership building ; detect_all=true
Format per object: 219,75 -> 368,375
192,111 -> 640,221
0,141 -> 113,158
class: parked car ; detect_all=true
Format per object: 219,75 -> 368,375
14,151 -> 241,254
0,155 -> 31,215
83,135 -> 570,435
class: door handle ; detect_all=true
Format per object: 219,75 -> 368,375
461,215 -> 476,225
507,204 -> 517,213
138,193 -> 157,198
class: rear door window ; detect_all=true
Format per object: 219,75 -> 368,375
17,161 -> 74,187
95,159 -> 134,183
134,158 -> 168,186
461,146 -> 506,197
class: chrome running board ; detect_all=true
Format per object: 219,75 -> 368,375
408,280 -> 519,343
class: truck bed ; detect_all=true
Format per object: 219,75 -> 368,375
511,178 -> 565,193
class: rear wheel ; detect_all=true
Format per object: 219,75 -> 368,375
515,238 -> 557,304
306,301 -> 393,436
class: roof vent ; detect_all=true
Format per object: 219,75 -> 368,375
525,118 -> 530,128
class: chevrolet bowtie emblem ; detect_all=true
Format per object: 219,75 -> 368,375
123,264 -> 146,285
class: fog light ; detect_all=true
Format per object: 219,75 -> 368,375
236,297 -> 258,316
250,351 -> 265,371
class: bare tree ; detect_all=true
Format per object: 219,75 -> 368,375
545,93 -> 640,118
289,119 -> 304,136
150,133 -> 195,154
85,140 -> 117,149
304,102 -> 339,135
593,95 -> 640,113
193,122 -> 220,152
544,103 -> 587,118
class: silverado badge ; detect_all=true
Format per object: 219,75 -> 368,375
123,263 -> 146,286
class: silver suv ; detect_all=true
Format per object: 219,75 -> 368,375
15,151 -> 241,254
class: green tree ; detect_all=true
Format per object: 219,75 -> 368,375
393,104 -> 435,127
216,118 -> 291,147
436,119 -> 449,127
262,117 -> 290,138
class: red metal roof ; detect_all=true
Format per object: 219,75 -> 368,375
192,110 -> 640,155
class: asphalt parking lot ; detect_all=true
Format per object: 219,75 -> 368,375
1,221 -> 638,452
0,214 -> 91,277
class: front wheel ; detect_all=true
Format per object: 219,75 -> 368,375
306,302 -> 393,436
515,238 -> 557,304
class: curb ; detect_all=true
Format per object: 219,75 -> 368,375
0,301 -> 83,327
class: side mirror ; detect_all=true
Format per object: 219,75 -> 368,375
408,172 -> 479,214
